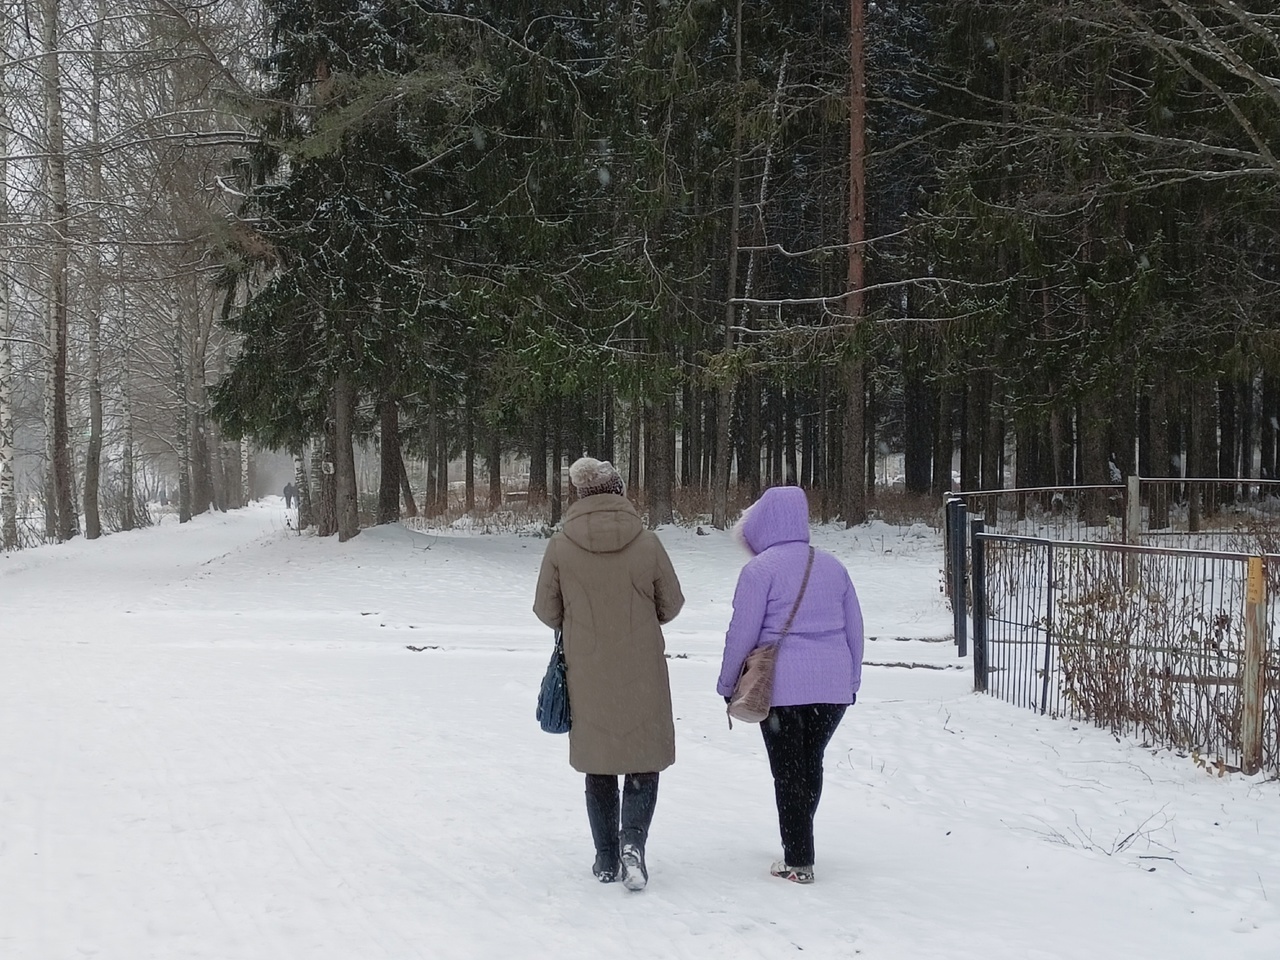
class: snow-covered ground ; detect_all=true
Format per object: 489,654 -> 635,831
2,501 -> 1277,959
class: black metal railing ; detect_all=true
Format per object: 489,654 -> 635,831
951,484 -> 1126,543
970,532 -> 1278,775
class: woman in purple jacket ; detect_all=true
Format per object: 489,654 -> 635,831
717,485 -> 864,884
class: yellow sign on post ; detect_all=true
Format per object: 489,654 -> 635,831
1246,556 -> 1265,606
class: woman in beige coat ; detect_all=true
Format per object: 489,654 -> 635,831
533,457 -> 684,891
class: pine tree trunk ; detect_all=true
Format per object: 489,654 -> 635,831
464,396 -> 475,513
1240,377 -> 1254,481
1081,392 -> 1108,525
1218,378 -> 1236,502
865,379 -> 876,502
316,418 -> 337,537
1198,381 -> 1219,483
487,423 -> 502,510
529,403 -> 547,504
603,386 -> 616,464
745,375 -> 762,500
398,451 -> 418,518
841,0 -> 868,527
334,375 -> 359,540
647,396 -> 674,527
1148,382 -> 1170,529
628,402 -> 642,495
713,0 -> 745,530
784,387 -> 799,487
1261,376 -> 1277,480
981,378 -> 1003,490
801,392 -> 816,488
377,397 -> 400,525
828,391 -> 843,519
772,388 -> 784,485
960,383 -> 980,490
435,421 -> 448,515
681,379 -> 694,489
425,432 -> 438,515
1049,405 -> 1067,486
932,386 -> 952,498
550,398 -> 563,525
903,365 -> 931,495
424,381 -> 440,516
1187,384 -> 1207,531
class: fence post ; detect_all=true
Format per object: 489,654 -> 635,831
1041,542 -> 1055,716
971,517 -> 986,690
943,495 -> 956,602
1241,556 -> 1266,776
951,498 -> 968,657
1125,475 -> 1141,587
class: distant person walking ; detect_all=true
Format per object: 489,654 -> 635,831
717,485 -> 864,884
283,483 -> 296,509
533,457 -> 684,891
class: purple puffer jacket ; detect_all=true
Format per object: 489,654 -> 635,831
716,486 -> 864,707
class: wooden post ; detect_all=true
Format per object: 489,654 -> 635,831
1241,556 -> 1266,776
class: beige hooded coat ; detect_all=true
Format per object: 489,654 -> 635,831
533,493 -> 684,774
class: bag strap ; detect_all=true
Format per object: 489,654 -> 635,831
774,546 -> 816,650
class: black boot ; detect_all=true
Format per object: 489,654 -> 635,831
619,773 -> 658,891
584,775 -> 620,882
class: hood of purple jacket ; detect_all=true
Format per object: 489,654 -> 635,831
735,486 -> 811,556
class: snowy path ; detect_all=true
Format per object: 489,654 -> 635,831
2,503 -> 1278,959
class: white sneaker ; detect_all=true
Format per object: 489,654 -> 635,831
770,860 -> 814,884
620,843 -> 648,891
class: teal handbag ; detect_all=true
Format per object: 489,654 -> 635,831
537,630 -> 572,734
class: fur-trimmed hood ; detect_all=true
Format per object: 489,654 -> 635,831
732,486 -> 811,556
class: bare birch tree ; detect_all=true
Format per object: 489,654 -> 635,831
40,0 -> 74,540
0,2 -> 14,549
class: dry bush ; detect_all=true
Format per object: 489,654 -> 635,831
1051,549 -> 1247,767
867,490 -> 945,530
391,483 -> 945,533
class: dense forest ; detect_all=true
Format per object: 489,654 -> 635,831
1,0 -> 1278,546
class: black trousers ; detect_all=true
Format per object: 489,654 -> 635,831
760,703 -> 848,867
584,772 -> 659,859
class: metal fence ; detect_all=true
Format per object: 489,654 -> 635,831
953,478 -> 1280,545
945,477 -> 1280,621
951,485 -> 1126,542
971,532 -> 1279,776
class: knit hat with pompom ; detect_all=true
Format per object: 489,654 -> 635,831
569,457 -> 625,498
